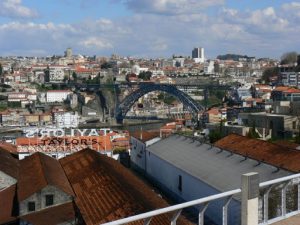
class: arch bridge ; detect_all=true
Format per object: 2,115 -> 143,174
115,83 -> 204,124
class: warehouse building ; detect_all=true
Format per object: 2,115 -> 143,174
131,135 -> 292,225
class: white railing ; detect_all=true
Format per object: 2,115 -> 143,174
259,173 -> 300,224
102,189 -> 241,225
101,173 -> 300,225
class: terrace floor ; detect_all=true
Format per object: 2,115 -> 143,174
272,214 -> 300,225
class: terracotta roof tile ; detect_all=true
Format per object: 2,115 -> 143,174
273,86 -> 291,91
0,147 -> 19,179
20,201 -> 75,225
60,149 -> 192,225
215,134 -> 300,173
18,153 -> 74,201
131,130 -> 160,142
206,108 -> 220,115
0,184 -> 17,224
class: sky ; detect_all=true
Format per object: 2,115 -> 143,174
0,0 -> 299,59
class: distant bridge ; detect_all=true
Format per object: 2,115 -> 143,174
66,82 -> 231,124
115,83 -> 204,124
67,82 -> 231,91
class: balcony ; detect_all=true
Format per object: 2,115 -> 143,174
102,173 -> 300,225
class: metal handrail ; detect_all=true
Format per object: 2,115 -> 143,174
259,173 -> 300,188
101,189 -> 241,225
101,173 -> 300,225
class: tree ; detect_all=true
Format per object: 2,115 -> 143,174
247,123 -> 260,139
295,108 -> 300,144
0,64 -> 3,76
280,51 -> 298,65
209,120 -> 224,143
138,71 -> 152,80
295,55 -> 300,72
63,75 -> 69,82
295,131 -> 300,144
262,67 -> 279,83
72,72 -> 77,82
209,130 -> 222,143
101,62 -> 112,69
157,93 -> 176,105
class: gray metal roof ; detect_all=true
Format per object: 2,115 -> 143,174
147,135 -> 292,192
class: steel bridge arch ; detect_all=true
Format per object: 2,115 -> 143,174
115,83 -> 204,123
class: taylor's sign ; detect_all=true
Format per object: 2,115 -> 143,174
24,128 -> 110,138
40,137 -> 99,146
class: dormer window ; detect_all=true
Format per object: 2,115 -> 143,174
28,202 -> 35,212
45,194 -> 54,206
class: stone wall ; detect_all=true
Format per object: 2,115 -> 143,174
0,171 -> 17,190
19,185 -> 73,216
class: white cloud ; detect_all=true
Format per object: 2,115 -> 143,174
121,0 -> 224,15
282,2 -> 300,11
282,2 -> 300,21
221,7 -> 289,34
80,37 -> 113,49
0,2 -> 299,58
0,0 -> 38,19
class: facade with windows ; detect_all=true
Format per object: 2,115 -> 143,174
18,152 -> 75,222
54,111 -> 79,128
239,112 -> 299,139
280,72 -> 300,88
46,90 -> 72,103
19,186 -> 72,216
131,135 -> 292,225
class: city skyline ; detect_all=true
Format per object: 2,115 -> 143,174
0,0 -> 299,58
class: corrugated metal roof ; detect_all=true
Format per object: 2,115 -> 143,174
147,135 -> 292,192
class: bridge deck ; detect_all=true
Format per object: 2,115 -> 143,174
271,214 -> 300,225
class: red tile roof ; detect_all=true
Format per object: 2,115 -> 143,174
60,149 -> 192,225
273,86 -> 291,92
20,202 -> 75,225
0,184 -> 17,224
18,153 -> 74,201
0,147 -> 19,179
131,130 -> 160,142
215,134 -> 300,173
206,108 -> 220,115
283,88 -> 300,93
245,98 -> 263,103
273,86 -> 300,93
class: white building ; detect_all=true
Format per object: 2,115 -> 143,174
54,111 -> 79,128
281,72 -> 300,88
237,84 -> 252,100
64,47 -> 73,58
49,66 -> 67,82
192,47 -> 205,63
46,90 -> 72,103
204,60 -> 215,74
131,135 -> 291,225
172,57 -> 185,67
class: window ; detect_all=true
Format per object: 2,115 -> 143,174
45,195 -> 54,206
293,121 -> 297,130
178,175 -> 182,192
28,202 -> 35,212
